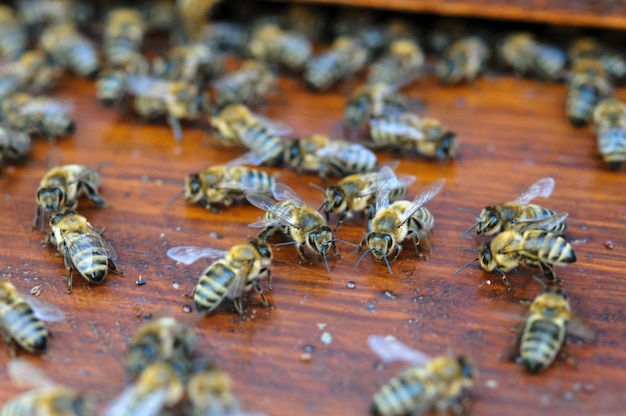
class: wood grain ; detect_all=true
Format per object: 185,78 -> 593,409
1,73 -> 626,414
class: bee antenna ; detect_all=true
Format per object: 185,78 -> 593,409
531,274 -> 548,289
332,238 -> 357,247
383,256 -> 394,275
458,207 -> 480,217
354,249 -> 371,269
270,241 -> 298,247
457,247 -> 480,254
308,182 -> 325,193
454,257 -> 479,275
164,189 -> 185,209
460,222 -> 479,237
322,252 -> 331,276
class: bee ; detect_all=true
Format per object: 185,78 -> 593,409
176,0 -> 221,42
462,177 -> 567,236
369,112 -> 459,160
210,103 -> 286,166
211,59 -> 277,108
509,285 -> 595,374
457,225 -> 576,292
153,43 -> 223,83
344,83 -> 409,138
167,237 -> 272,316
0,50 -> 63,100
569,37 -> 626,83
187,363 -> 241,416
592,97 -> 626,170
2,358 -> 95,416
498,32 -> 566,81
95,52 -> 150,107
566,57 -> 612,127
125,316 -> 196,380
0,93 -> 75,139
0,126 -> 31,173
248,22 -> 312,72
368,335 -> 477,416
40,22 -> 100,78
322,169 -> 415,231
127,75 -> 209,141
105,361 -> 185,416
45,210 -> 120,293
436,36 -> 490,84
103,7 -> 145,64
200,22 -> 249,55
367,38 -> 424,86
0,281 -> 64,355
0,6 -> 27,59
356,167 -> 445,274
283,134 -> 378,183
247,183 -> 339,275
34,163 -> 106,232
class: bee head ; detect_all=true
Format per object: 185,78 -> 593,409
436,131 -> 459,160
37,186 -> 66,212
478,241 -> 494,270
250,238 -> 272,260
309,226 -> 335,256
283,139 -> 302,168
324,185 -> 345,213
184,174 -> 203,202
49,209 -> 75,226
367,232 -> 393,260
457,356 -> 478,384
477,206 -> 499,235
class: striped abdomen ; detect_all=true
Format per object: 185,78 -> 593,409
371,368 -> 431,416
517,204 -> 567,234
229,167 -> 275,194
2,297 -> 47,353
304,53 -> 343,91
520,230 -> 576,265
596,126 -> 626,170
96,69 -> 127,107
520,318 -> 566,373
369,115 -> 422,149
194,261 -> 236,313
330,143 -> 378,175
237,121 -> 284,166
69,236 -> 111,284
566,80 -> 603,127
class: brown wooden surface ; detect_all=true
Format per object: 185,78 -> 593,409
276,0 -> 626,29
1,70 -> 626,415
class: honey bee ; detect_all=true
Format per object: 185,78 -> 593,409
246,183 -> 339,275
592,97 -> 626,170
0,50 -> 63,99
210,103 -> 287,166
0,126 -> 31,173
211,59 -> 277,108
103,7 -> 145,64
125,316 -> 197,380
322,169 -> 415,230
45,210 -> 120,293
344,83 -> 409,138
127,75 -> 209,141
283,134 -> 378,183
509,285 -> 595,374
436,36 -> 490,84
2,358 -> 95,416
105,361 -> 185,416
462,177 -> 567,236
368,335 -> 477,416
457,226 -> 576,292
0,93 -> 75,139
369,112 -> 459,160
248,22 -> 312,72
569,37 -> 626,83
0,281 -> 64,355
498,32 -> 566,81
566,57 -> 612,127
35,163 -> 106,232
0,6 -> 27,59
167,237 -> 272,316
356,167 -> 445,274
367,38 -> 424,86
200,22 -> 249,55
40,22 -> 100,78
176,0 -> 221,42
186,363 -> 241,416
153,43 -> 224,83
96,52 -> 150,107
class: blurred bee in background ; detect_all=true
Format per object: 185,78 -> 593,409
186,363 -> 241,416
176,0 -> 221,42
0,126 -> 31,173
127,75 -> 209,141
0,5 -> 27,59
498,32 -> 566,81
40,22 -> 100,78
0,93 -> 75,139
0,50 -> 63,100
105,361 -> 185,416
356,167 -> 445,274
456,219 -> 575,292
369,112 -> 459,160
509,285 -> 595,374
140,0 -> 176,34
35,163 -> 106,232
45,210 -> 120,293
103,7 -> 145,64
569,37 -> 626,83
367,38 -> 425,86
321,169 -> 415,231
2,358 -> 95,416
125,316 -> 196,380
283,134 -> 378,183
211,59 -> 277,108
283,3 -> 328,42
167,237 -> 273,316
426,17 -> 467,55
199,21 -> 249,55
153,43 -> 223,84
210,103 -> 287,166
96,51 -> 150,108
248,21 -> 312,73
247,183 -> 339,275
566,57 -> 612,127
592,97 -> 626,170
436,36 -> 490,84
0,281 -> 64,355
461,177 -> 567,236
368,335 -> 477,416
16,0 -> 86,30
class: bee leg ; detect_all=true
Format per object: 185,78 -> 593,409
258,226 -> 277,242
297,244 -> 307,264
232,298 -> 244,316
495,268 -> 513,292
539,262 -> 556,282
507,322 -> 526,363
108,259 -> 124,276
559,341 -> 578,369
0,328 -> 16,357
334,210 -> 349,232
252,279 -> 271,307
264,267 -> 273,290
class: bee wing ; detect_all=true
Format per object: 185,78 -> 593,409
104,385 -> 170,416
24,295 -> 65,322
167,246 -> 229,265
126,75 -> 172,101
514,177 -> 555,205
224,149 -> 275,167
62,227 -> 113,270
358,172 -> 415,198
398,178 -> 446,225
369,117 -> 424,141
19,99 -> 74,115
374,165 -> 400,212
569,314 -> 597,344
251,113 -> 293,137
367,335 -> 431,366
246,192 -> 302,228
271,182 -> 305,206
7,358 -> 56,389
515,211 -> 568,231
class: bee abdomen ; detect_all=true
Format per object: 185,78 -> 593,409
597,128 -> 626,170
240,123 -> 283,165
372,373 -> 427,416
4,301 -> 47,353
521,319 -> 563,373
194,263 -> 234,312
75,250 -> 110,284
567,84 -> 600,126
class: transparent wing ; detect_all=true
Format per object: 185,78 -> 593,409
104,385 -> 169,416
514,177 -> 555,205
126,75 -> 172,101
24,295 -> 65,322
359,172 -> 416,198
374,165 -> 398,212
251,113 -> 293,137
367,335 -> 431,366
224,151 -> 267,168
246,192 -> 300,228
569,314 -> 597,344
369,117 -> 424,141
515,211 -> 568,231
7,358 -> 56,389
211,69 -> 258,90
399,178 -> 446,225
167,246 -> 228,265
271,182 -> 305,207
19,99 -> 74,115
63,227 -> 112,271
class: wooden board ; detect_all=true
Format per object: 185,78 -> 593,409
0,70 -> 625,414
